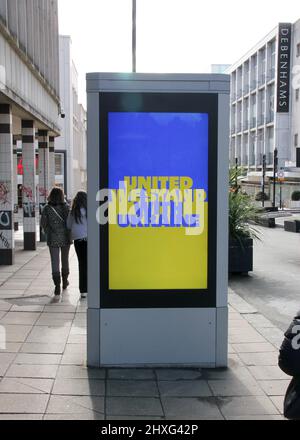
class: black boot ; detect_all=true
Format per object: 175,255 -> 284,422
52,273 -> 61,296
62,272 -> 69,290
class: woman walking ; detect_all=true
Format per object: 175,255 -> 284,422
41,187 -> 71,296
67,191 -> 87,299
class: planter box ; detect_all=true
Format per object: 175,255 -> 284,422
255,216 -> 276,228
265,207 -> 279,213
229,238 -> 253,274
284,220 -> 300,233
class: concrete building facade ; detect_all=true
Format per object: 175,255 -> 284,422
228,19 -> 300,204
56,36 -> 87,200
0,0 -> 61,264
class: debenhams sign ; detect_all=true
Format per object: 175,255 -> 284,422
277,23 -> 292,113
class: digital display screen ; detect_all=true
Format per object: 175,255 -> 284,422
108,112 -> 209,291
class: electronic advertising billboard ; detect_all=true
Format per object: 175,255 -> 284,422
99,92 -> 218,309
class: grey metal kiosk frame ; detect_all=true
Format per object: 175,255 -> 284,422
87,73 -> 230,368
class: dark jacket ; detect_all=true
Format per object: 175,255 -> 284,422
278,312 -> 300,377
41,203 -> 71,248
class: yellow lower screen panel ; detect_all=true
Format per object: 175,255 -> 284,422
109,205 -> 208,291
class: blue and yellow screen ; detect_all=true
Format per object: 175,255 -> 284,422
108,112 -> 209,291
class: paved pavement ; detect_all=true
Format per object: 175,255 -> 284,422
229,226 -> 300,332
0,243 -> 290,420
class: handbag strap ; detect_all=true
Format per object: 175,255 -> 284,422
49,206 -> 65,223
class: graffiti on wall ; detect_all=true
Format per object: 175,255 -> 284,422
22,186 -> 33,203
39,187 -> 48,199
0,232 -> 9,249
0,211 -> 12,230
0,182 -> 10,207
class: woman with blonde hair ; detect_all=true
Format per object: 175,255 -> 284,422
41,187 -> 71,296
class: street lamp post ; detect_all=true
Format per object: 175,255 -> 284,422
132,0 -> 136,73
272,148 -> 278,209
262,154 -> 266,208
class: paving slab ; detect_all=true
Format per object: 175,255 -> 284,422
107,380 -> 159,397
0,301 -> 12,312
2,325 -> 32,343
225,415 -> 285,420
46,395 -> 105,416
13,353 -> 62,365
270,396 -> 285,414
20,342 -> 66,354
0,343 -> 22,353
52,378 -> 105,396
244,314 -> 276,328
158,380 -> 212,397
217,396 -> 280,417
6,364 -> 59,379
26,326 -> 70,344
10,305 -> 45,313
67,334 -> 86,344
0,312 -> 40,326
108,369 -> 156,381
106,397 -> 164,417
232,342 -> 277,353
155,369 -> 203,381
0,378 -> 53,394
44,305 -> 77,314
258,380 -> 290,396
56,365 -> 106,380
162,397 -> 222,419
208,379 -> 265,397
0,353 -> 17,376
238,352 -> 279,366
0,414 -> 44,420
0,394 -> 49,414
60,350 -> 86,366
44,413 -> 104,420
249,366 -> 290,381
35,316 -> 74,327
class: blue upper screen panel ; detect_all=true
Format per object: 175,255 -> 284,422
108,112 -> 209,194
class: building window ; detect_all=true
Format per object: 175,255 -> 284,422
296,89 -> 300,101
55,154 -> 64,175
295,134 -> 299,147
297,43 -> 300,57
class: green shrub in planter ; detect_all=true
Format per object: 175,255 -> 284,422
291,191 -> 300,201
229,192 -> 260,242
229,186 -> 260,274
255,192 -> 270,202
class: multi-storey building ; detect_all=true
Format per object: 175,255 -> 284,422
228,19 -> 300,203
0,0 -> 61,264
56,36 -> 87,199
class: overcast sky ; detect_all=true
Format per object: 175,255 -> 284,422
58,0 -> 300,106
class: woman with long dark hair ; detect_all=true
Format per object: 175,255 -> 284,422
67,191 -> 87,299
41,187 -> 71,296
